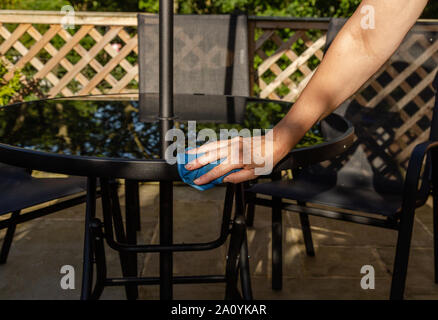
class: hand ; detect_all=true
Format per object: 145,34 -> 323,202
185,129 -> 290,185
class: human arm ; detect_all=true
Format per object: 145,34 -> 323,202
187,0 -> 429,185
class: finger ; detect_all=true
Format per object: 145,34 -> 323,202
187,139 -> 230,154
185,148 -> 222,170
193,162 -> 240,185
223,169 -> 257,184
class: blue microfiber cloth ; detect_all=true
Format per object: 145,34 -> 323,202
177,148 -> 239,191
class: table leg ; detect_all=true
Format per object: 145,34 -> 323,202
225,187 -> 245,300
159,180 -> 173,300
125,180 -> 140,298
80,177 -> 97,300
225,216 -> 245,300
224,183 -> 253,300
272,196 -> 282,291
236,183 -> 253,300
107,180 -> 138,300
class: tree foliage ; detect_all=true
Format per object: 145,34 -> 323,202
138,0 -> 437,18
4,0 -> 436,18
139,0 -> 363,17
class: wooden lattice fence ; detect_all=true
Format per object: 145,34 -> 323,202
0,11 -> 140,97
353,23 -> 438,168
0,11 -> 332,100
0,10 -> 438,167
249,17 -> 329,101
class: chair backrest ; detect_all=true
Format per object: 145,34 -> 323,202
325,18 -> 347,53
137,14 -> 249,96
137,14 -> 250,122
430,71 -> 438,140
309,19 -> 438,195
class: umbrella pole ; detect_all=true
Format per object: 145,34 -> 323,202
159,0 -> 174,300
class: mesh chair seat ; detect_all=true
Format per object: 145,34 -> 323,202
0,164 -> 87,216
247,174 -> 403,217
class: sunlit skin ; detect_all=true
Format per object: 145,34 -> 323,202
186,0 -> 429,186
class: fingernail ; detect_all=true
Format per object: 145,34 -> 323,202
185,164 -> 192,170
193,178 -> 200,184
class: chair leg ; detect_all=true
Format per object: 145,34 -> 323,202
239,236 -> 253,300
225,214 -> 246,300
433,187 -> 438,284
0,210 -> 20,264
390,208 -> 416,300
109,181 -> 138,300
297,202 -> 315,257
272,196 -> 282,291
81,177 -> 97,300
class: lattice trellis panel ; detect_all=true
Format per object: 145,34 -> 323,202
351,25 -> 438,168
251,20 -> 328,101
0,12 -> 139,97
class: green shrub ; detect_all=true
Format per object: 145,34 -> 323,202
0,61 -> 22,106
0,60 -> 45,106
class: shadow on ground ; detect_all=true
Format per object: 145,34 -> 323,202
1,184 -> 437,300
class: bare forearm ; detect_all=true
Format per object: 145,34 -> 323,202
274,0 -> 428,154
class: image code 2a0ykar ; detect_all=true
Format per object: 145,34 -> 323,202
170,304 -> 268,317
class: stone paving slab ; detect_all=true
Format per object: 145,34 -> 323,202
1,184 -> 437,299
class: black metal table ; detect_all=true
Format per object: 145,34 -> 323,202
0,93 -> 354,299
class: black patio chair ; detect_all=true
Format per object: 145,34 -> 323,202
0,163 -> 88,264
96,14 -> 252,300
245,18 -> 438,299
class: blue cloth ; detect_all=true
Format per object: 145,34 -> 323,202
177,148 -> 239,191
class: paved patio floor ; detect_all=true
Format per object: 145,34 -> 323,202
1,184 -> 437,300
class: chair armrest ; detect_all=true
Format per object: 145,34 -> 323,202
401,140 -> 438,212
